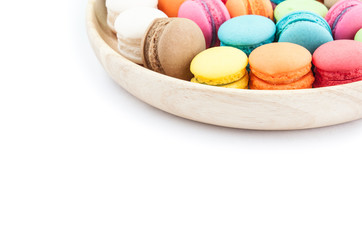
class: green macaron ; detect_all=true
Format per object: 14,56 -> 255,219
355,29 -> 362,42
274,0 -> 328,22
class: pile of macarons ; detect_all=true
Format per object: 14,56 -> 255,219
106,0 -> 362,90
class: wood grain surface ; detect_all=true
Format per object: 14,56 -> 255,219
86,0 -> 362,130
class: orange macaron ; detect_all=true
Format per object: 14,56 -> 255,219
225,0 -> 274,20
158,0 -> 186,17
249,42 -> 315,90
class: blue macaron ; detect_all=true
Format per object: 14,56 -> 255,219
276,11 -> 333,53
271,0 -> 285,5
218,15 -> 276,56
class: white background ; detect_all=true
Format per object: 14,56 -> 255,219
1,0 -> 362,239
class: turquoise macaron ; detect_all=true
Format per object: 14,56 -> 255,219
218,15 -> 276,56
276,11 -> 333,53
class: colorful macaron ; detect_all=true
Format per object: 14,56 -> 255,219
142,18 -> 206,80
178,0 -> 230,48
218,15 -> 276,56
106,0 -> 158,32
274,0 -> 328,22
249,42 -> 315,90
355,29 -> 362,42
225,0 -> 274,20
276,11 -> 333,53
190,47 -> 249,89
270,0 -> 285,6
158,0 -> 186,17
312,40 -> 362,88
114,7 -> 167,64
325,0 -> 362,40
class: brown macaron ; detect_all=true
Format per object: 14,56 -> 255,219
141,18 -> 206,80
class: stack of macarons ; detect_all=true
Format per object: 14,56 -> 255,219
105,0 -> 362,90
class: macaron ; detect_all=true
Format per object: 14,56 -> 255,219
325,0 -> 362,40
276,11 -> 333,53
142,18 -> 206,80
225,0 -> 274,20
158,0 -> 186,17
218,15 -> 276,56
274,0 -> 328,22
178,0 -> 230,48
270,0 -> 285,5
312,40 -> 362,88
190,47 -> 249,89
249,42 -> 315,90
114,7 -> 167,64
355,29 -> 362,42
106,0 -> 158,32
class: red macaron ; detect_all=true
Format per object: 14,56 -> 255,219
312,40 -> 362,88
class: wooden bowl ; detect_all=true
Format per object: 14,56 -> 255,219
86,0 -> 362,130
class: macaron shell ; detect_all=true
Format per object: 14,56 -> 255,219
278,20 -> 333,53
225,0 -> 248,17
333,5 -> 362,39
250,70 -> 314,90
249,42 -> 312,83
225,0 -> 274,20
114,8 -> 168,40
117,37 -> 143,64
218,15 -> 276,55
325,0 -> 361,26
313,67 -> 362,87
190,46 -> 248,85
158,0 -> 186,17
276,11 -> 333,53
157,19 -> 206,80
178,0 -> 230,48
178,1 -> 212,47
114,7 -> 168,64
222,73 -> 249,89
191,72 -> 249,89
142,18 -> 206,80
312,40 -> 362,72
274,0 -> 328,22
248,0 -> 274,20
313,77 -> 362,88
106,0 -> 158,31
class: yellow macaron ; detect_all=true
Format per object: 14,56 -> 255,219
190,46 -> 249,89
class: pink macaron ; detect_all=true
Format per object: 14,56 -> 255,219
178,0 -> 230,48
312,40 -> 362,88
325,0 -> 362,40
